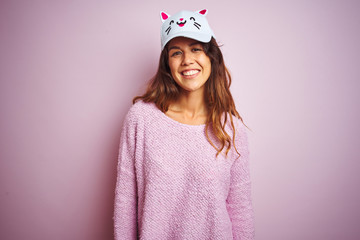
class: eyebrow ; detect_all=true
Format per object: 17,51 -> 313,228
168,41 -> 201,51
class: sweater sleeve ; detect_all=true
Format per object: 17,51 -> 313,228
226,122 -> 255,240
114,110 -> 138,239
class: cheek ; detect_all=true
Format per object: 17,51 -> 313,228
204,59 -> 212,78
199,55 -> 211,70
168,61 -> 178,76
169,66 -> 177,80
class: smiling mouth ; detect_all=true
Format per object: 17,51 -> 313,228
176,20 -> 187,27
182,70 -> 200,76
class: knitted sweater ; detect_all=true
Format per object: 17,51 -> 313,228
114,101 -> 254,240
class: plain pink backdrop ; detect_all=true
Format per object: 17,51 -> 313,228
1,0 -> 359,239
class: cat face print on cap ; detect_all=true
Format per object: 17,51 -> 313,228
160,9 -> 215,50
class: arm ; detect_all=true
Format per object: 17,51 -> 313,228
226,122 -> 255,240
114,112 -> 138,239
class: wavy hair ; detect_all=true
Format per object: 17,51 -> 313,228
133,37 -> 244,157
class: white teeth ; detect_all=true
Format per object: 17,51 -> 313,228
182,70 -> 199,76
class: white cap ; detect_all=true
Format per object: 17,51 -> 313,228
160,9 -> 215,50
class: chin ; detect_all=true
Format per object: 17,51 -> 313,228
181,85 -> 204,93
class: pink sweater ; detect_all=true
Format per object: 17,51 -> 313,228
114,101 -> 254,239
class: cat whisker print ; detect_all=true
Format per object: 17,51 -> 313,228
165,26 -> 171,35
165,20 -> 175,35
189,16 -> 202,30
194,22 -> 201,30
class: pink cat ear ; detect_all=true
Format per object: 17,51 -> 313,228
197,9 -> 208,16
160,11 -> 170,22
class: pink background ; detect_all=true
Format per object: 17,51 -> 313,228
1,0 -> 359,239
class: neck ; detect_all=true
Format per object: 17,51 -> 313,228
168,88 -> 208,122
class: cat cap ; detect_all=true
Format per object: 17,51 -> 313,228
160,9 -> 215,50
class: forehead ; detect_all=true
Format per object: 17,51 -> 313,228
167,37 -> 202,48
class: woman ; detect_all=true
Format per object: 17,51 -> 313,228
114,9 -> 254,240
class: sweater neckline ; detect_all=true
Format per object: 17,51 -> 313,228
151,103 -> 207,129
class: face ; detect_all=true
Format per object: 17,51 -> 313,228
167,37 -> 211,94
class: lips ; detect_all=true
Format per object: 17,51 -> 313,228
181,69 -> 200,76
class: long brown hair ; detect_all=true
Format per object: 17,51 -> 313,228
133,37 -> 244,157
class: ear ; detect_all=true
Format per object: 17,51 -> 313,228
160,11 -> 170,22
196,9 -> 208,16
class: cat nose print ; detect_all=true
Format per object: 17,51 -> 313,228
180,18 -> 184,21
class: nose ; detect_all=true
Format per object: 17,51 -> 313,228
181,52 -> 194,66
180,18 -> 184,21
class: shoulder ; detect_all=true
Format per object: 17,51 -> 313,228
128,100 -> 156,116
225,114 -> 247,136
233,117 -> 247,137
229,115 -> 249,155
123,100 -> 159,126
126,100 -> 159,120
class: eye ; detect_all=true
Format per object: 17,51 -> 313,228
169,20 -> 174,25
170,51 -> 182,57
192,47 -> 202,52
190,17 -> 195,21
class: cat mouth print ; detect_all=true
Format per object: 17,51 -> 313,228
176,18 -> 187,27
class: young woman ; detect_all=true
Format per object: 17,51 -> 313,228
114,9 -> 255,240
